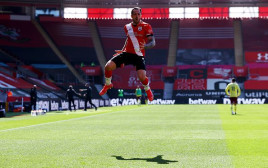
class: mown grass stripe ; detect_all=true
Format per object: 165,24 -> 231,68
0,106 -> 148,133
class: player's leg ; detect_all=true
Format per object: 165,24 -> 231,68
71,99 -> 76,111
84,99 -> 88,111
100,54 -> 124,95
121,97 -> 124,105
31,99 -> 36,110
118,97 -> 121,105
74,100 -> 76,111
68,100 -> 72,111
136,97 -> 139,105
30,100 -> 33,110
33,100 -> 36,110
234,104 -> 237,114
137,97 -> 139,105
89,98 -> 97,110
104,60 -> 116,85
234,97 -> 237,114
99,61 -> 116,95
137,70 -> 154,101
230,97 -> 234,115
32,100 -> 35,110
135,56 -> 154,101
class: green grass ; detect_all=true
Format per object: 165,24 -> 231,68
219,105 -> 268,168
0,105 -> 267,168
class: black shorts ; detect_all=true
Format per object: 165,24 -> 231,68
111,52 -> 146,71
230,97 -> 238,104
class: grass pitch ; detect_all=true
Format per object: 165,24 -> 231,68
0,105 -> 267,168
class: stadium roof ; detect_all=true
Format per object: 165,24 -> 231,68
1,0 -> 268,8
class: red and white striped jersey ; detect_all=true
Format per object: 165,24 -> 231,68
123,21 -> 153,56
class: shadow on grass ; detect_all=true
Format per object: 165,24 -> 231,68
112,155 -> 178,164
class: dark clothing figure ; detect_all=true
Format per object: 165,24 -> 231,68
80,84 -> 97,111
30,86 -> 37,110
66,86 -> 79,111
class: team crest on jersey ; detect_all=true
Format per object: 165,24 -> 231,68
138,26 -> 142,31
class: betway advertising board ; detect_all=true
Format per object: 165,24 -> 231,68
110,98 -> 175,106
188,98 -> 266,104
174,90 -> 225,104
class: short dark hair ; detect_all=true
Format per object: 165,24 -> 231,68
232,78 -> 236,82
131,7 -> 141,15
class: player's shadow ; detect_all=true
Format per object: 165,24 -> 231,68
112,155 -> 178,164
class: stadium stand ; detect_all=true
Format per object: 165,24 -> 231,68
40,19 -> 99,66
93,19 -> 126,61
177,19 -> 235,66
0,71 -> 32,89
243,18 -> 268,90
0,19 -> 61,64
178,19 -> 234,49
244,80 -> 268,90
31,64 -> 77,84
245,63 -> 268,90
0,63 -> 15,77
18,65 -> 43,79
143,19 -> 171,65
0,51 -> 14,63
242,19 -> 268,51
0,69 -> 64,98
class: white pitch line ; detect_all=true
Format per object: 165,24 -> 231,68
0,107 -> 146,133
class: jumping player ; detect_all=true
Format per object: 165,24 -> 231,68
99,7 -> 156,101
225,78 -> 241,115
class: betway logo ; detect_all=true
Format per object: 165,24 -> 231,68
189,98 -> 217,104
224,98 -> 266,104
110,98 -> 175,106
148,99 -> 175,105
110,98 -> 139,106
